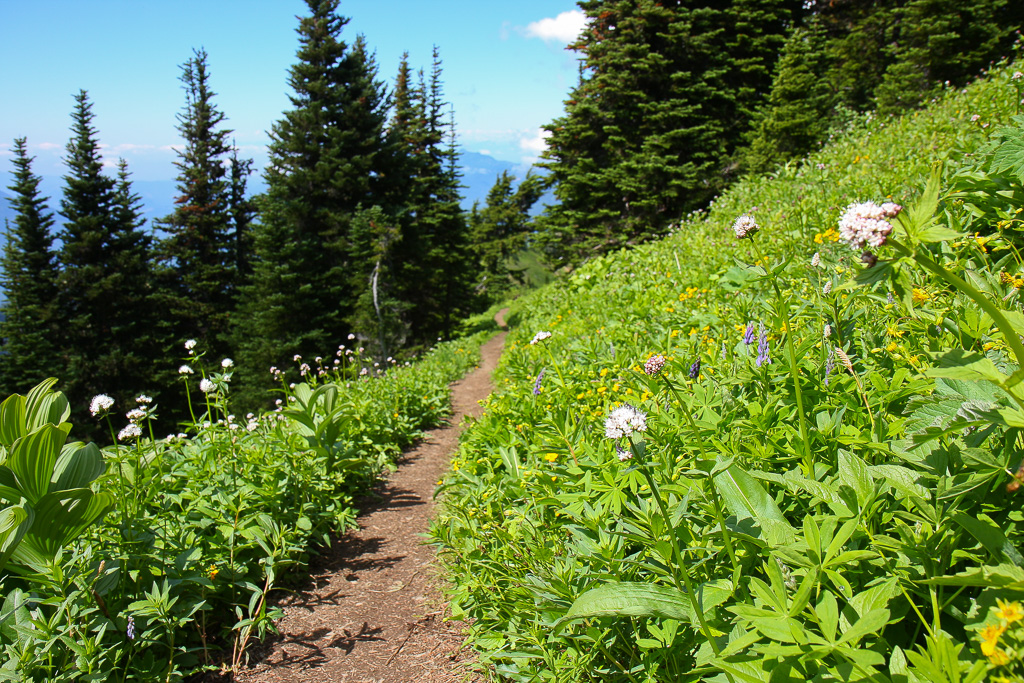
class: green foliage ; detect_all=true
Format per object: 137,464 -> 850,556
0,333 -> 488,679
433,61 -> 1024,682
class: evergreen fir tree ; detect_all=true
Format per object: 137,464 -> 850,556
539,0 -> 795,264
0,138 -> 60,396
227,145 -> 257,282
743,22 -> 834,171
157,48 -> 245,358
57,91 -> 155,430
874,0 -> 1020,113
468,170 -> 544,301
234,1 -> 392,404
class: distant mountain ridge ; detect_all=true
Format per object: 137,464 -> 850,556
0,150 -> 522,228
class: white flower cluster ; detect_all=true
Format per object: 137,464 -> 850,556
185,339 -> 197,352
530,331 -> 552,345
604,404 -> 648,440
811,252 -> 822,268
90,394 -> 114,417
126,408 -> 146,422
732,214 -> 759,240
837,201 -> 902,250
118,423 -> 142,441
199,378 -> 216,393
221,358 -> 234,369
179,365 -> 194,375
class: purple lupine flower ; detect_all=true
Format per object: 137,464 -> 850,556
824,347 -> 836,387
689,359 -> 701,379
756,323 -> 772,367
126,616 -> 136,640
743,323 -> 756,345
533,369 -> 545,395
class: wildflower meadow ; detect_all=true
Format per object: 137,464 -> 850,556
431,61 -> 1024,681
0,332 -> 487,680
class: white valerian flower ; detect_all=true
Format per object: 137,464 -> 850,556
199,378 -> 216,393
348,333 -> 356,340
118,423 -> 142,441
90,394 -> 114,416
838,200 -> 902,250
811,252 -> 822,268
136,395 -> 153,405
184,339 -> 197,351
179,365 -> 194,375
126,408 -> 146,422
604,404 -> 648,440
530,331 -> 552,345
221,358 -> 234,369
732,214 -> 759,239
823,281 -> 832,295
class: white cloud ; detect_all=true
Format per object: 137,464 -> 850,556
524,10 -> 587,43
36,142 -> 61,151
518,128 -> 551,165
519,128 -> 550,155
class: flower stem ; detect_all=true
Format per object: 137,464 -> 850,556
634,454 -> 726,662
663,377 -> 740,586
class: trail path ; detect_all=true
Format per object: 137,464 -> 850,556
235,313 -> 507,683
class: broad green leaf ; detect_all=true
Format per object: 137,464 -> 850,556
0,395 -> 26,450
51,443 -> 105,493
714,463 -> 795,547
7,425 -> 66,504
926,349 -> 1006,384
906,163 -> 942,239
952,512 -> 1024,566
23,379 -> 69,434
922,563 -> 1024,588
869,464 -> 930,500
917,224 -> 962,243
838,451 -> 874,509
816,591 -> 839,643
837,608 -> 890,646
556,580 -> 732,630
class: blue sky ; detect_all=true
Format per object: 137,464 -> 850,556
0,1 -> 585,181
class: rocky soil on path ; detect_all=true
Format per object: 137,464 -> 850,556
233,319 -> 507,683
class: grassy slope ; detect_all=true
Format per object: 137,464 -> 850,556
433,62 -> 1023,682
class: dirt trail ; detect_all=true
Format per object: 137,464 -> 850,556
236,316 -> 507,683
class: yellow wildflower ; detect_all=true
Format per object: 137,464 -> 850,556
996,599 -> 1024,624
980,623 -> 1006,657
886,342 -> 899,353
886,325 -> 903,338
600,368 -> 609,377
912,288 -> 930,305
544,453 -> 558,462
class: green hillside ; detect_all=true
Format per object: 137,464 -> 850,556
432,62 -> 1024,681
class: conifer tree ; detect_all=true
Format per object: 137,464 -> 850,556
0,139 -> 60,396
235,1 -> 392,403
468,170 -> 544,301
57,91 -> 155,427
157,48 -> 247,358
540,0 -> 797,264
743,22 -> 834,171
